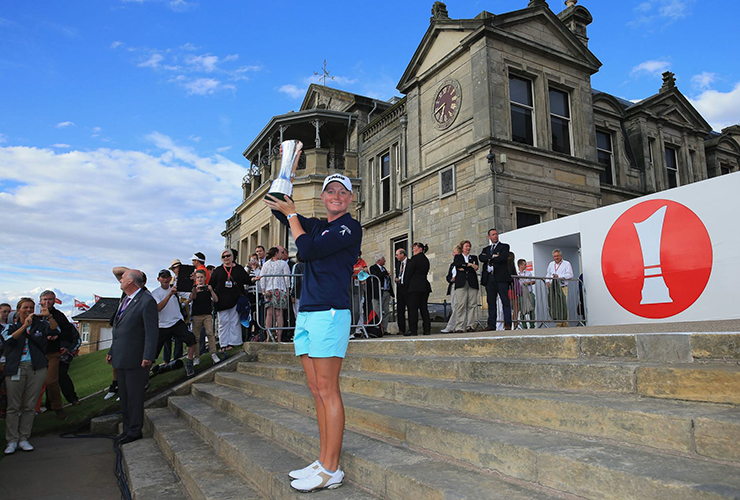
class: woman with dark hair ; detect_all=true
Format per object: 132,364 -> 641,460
261,246 -> 291,342
403,242 -> 432,336
2,297 -> 57,454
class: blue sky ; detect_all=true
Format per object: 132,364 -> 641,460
1,0 -> 738,316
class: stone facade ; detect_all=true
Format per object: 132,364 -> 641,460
224,1 -> 740,304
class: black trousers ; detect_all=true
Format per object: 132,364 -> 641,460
58,361 -> 78,403
396,286 -> 408,333
156,320 -> 195,360
486,280 -> 512,328
407,291 -> 431,335
117,366 -> 149,438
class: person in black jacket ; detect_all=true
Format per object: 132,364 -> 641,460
3,297 -> 56,454
403,242 -> 432,336
369,254 -> 394,334
41,291 -> 81,406
394,248 -> 409,335
39,290 -> 73,419
453,240 -> 479,332
478,228 -> 513,330
209,249 -> 253,350
441,245 -> 462,333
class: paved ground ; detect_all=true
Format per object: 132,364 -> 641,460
0,435 -> 120,500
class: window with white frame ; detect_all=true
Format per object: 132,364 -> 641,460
596,130 -> 614,185
81,323 -> 90,343
665,145 -> 679,188
549,88 -> 571,154
439,165 -> 456,198
509,75 -> 535,146
380,153 -> 391,213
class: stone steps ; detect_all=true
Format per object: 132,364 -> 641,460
183,383 -> 565,500
145,407 -> 264,499
122,437 -> 188,500
230,363 -> 740,461
245,332 -> 740,361
202,370 -> 740,500
122,332 -> 740,499
252,349 -> 740,404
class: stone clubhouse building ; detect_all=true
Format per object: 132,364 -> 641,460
223,0 -> 740,304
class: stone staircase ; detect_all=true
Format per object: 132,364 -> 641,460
123,332 -> 740,500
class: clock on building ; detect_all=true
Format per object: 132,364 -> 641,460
432,79 -> 461,130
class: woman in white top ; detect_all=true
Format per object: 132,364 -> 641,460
260,247 -> 291,341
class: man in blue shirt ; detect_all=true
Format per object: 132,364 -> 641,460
265,172 -> 361,493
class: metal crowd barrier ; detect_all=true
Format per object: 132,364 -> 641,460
479,275 -> 586,329
252,273 -> 382,341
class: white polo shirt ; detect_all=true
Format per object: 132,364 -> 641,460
150,286 -> 184,328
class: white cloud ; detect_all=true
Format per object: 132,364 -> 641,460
216,146 -> 232,153
110,40 -> 124,49
630,59 -> 671,78
630,0 -> 693,27
691,72 -> 718,91
119,44 -> 259,95
52,143 -> 71,148
188,135 -> 201,142
0,135 -> 244,300
177,77 -> 235,96
56,121 -> 75,128
0,133 -> 7,143
185,54 -> 220,72
658,0 -> 691,20
279,84 -> 306,99
688,82 -> 740,132
120,0 -> 197,12
138,52 -> 164,68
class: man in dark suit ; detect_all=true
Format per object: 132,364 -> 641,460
394,248 -> 409,335
479,228 -> 513,330
369,254 -> 394,334
106,267 -> 158,444
403,243 -> 432,336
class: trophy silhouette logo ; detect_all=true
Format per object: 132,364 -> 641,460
633,205 -> 672,305
266,140 -> 303,201
602,199 -> 713,319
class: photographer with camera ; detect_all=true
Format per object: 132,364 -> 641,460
3,297 -> 58,454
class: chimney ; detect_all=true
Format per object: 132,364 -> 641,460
660,71 -> 677,93
557,0 -> 593,47
431,1 -> 450,22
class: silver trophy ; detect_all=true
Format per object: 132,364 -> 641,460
266,140 -> 303,201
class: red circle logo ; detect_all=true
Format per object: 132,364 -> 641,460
601,199 -> 712,318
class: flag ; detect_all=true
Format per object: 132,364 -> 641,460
526,261 -> 534,272
94,294 -> 101,303
74,299 -> 90,310
55,297 -> 62,304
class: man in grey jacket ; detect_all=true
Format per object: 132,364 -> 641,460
106,268 -> 158,444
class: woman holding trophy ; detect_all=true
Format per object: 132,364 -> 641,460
264,140 -> 362,493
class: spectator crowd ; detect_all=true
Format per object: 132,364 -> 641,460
0,234 -> 579,454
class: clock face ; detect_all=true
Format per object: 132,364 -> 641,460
433,81 -> 461,129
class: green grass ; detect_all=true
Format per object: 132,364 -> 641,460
0,347 -> 239,459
